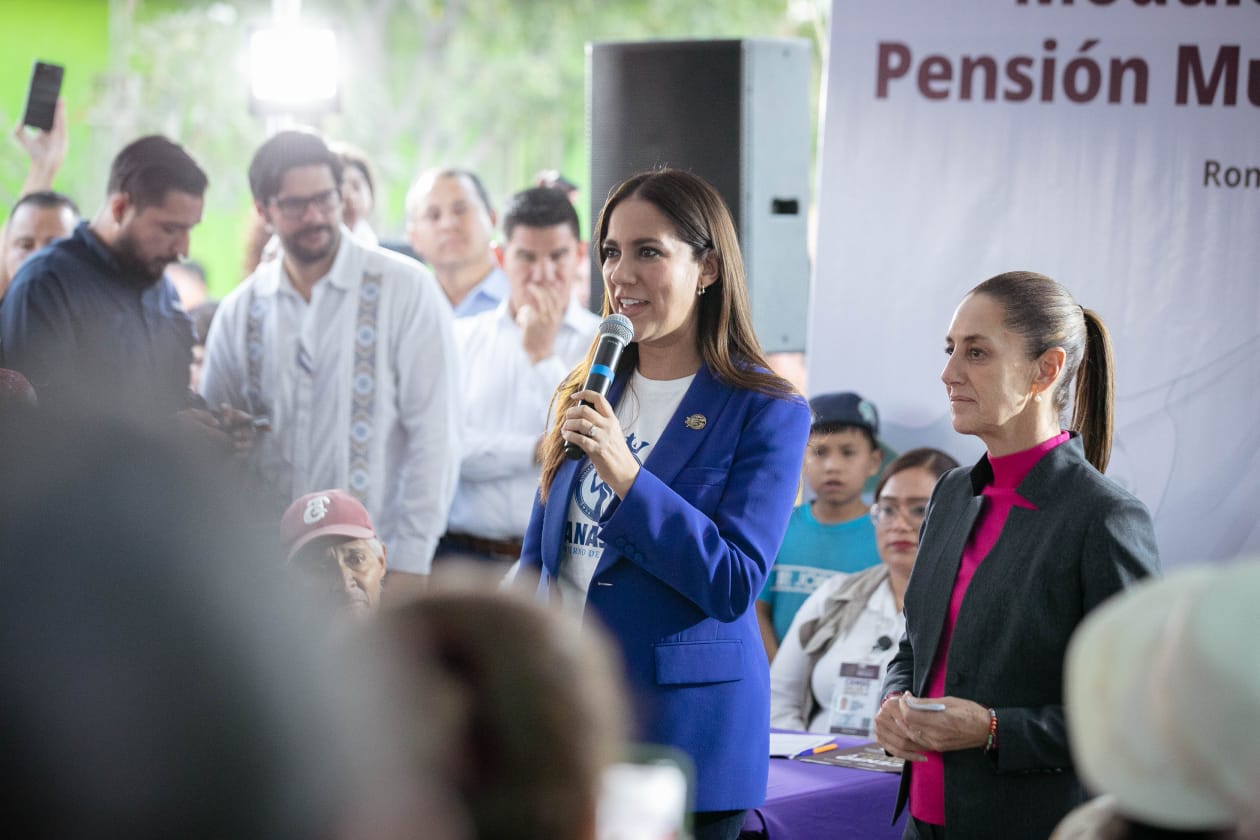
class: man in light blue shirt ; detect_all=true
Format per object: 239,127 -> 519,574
405,167 -> 507,317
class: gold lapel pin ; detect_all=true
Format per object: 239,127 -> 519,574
684,413 -> 707,430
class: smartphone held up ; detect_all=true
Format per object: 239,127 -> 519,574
22,60 -> 64,132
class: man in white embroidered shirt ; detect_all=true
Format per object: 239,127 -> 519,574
437,187 -> 599,567
200,130 -> 460,589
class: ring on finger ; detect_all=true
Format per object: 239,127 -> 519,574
587,422 -> 596,437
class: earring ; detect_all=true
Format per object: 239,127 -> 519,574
697,284 -> 706,297
1034,393 -> 1043,403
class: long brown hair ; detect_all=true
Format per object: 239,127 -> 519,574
538,169 -> 798,498
971,271 -> 1116,472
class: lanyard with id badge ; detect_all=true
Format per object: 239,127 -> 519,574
825,632 -> 896,737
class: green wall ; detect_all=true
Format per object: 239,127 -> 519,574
1,1 -> 256,298
0,1 -> 109,203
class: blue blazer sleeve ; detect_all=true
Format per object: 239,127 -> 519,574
520,368 -> 810,812
598,391 -> 810,621
519,489 -> 544,574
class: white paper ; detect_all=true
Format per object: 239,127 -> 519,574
769,733 -> 834,758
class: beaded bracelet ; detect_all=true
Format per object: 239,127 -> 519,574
984,707 -> 998,753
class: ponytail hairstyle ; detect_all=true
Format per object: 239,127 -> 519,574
970,271 -> 1116,472
537,168 -> 799,499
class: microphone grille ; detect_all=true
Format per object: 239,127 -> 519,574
598,313 -> 634,343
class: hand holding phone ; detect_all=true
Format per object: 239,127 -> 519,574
21,61 -> 64,132
904,696 -> 947,712
215,404 -> 269,454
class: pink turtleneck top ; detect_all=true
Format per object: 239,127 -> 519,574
909,431 -> 1070,825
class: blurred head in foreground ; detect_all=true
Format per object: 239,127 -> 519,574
0,415 -> 463,839
1060,561 -> 1260,840
0,367 -> 38,412
382,570 -> 628,840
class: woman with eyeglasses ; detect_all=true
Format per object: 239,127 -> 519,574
873,271 -> 1160,840
769,448 -> 959,733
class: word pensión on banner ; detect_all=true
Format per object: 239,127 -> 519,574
876,40 -> 1258,107
809,0 -> 1260,569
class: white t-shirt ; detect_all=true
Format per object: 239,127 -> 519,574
557,371 -> 695,615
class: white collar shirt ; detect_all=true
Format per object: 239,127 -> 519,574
447,297 -> 600,539
200,235 -> 462,574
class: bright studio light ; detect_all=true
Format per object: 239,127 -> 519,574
249,25 -> 339,114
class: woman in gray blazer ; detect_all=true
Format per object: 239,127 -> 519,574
874,271 -> 1159,840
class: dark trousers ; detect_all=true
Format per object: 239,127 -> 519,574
433,533 -> 520,568
904,816 -> 947,840
695,809 -> 747,840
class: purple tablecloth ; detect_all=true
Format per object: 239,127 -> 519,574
740,735 -> 907,840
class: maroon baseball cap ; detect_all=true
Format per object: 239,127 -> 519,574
280,489 -> 377,561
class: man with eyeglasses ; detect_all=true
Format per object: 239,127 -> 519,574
200,129 -> 461,591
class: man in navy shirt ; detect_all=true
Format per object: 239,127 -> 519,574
0,135 -> 206,420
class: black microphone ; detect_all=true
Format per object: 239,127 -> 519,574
873,635 -> 894,653
564,313 -> 634,460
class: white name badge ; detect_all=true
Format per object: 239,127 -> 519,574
826,661 -> 883,737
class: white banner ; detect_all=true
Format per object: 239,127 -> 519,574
809,0 -> 1260,569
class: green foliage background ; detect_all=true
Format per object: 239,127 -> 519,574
0,0 -> 825,298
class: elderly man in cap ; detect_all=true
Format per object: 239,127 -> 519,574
282,489 -> 388,617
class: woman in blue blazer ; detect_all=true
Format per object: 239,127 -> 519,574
874,272 -> 1159,840
519,169 -> 809,840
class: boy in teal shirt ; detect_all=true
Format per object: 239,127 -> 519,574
757,392 -> 885,661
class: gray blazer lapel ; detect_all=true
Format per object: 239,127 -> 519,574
951,439 -> 1081,640
912,492 -> 982,693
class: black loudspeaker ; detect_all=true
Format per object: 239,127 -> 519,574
587,39 -> 812,352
